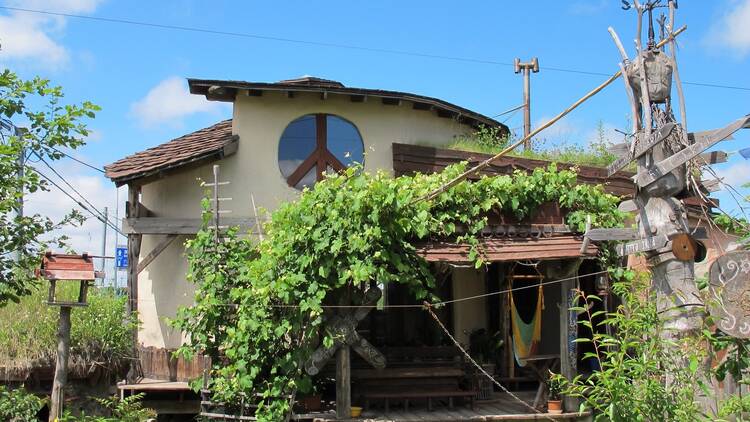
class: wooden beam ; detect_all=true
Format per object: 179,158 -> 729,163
245,89 -> 263,97
698,151 -> 728,165
412,101 -> 432,111
123,217 -> 260,235
381,97 -> 401,106
436,109 -> 455,118
349,94 -> 366,102
137,235 -> 178,274
320,91 -> 328,100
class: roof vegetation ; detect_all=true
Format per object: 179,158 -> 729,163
446,122 -> 621,169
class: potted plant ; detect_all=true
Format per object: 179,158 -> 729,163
468,329 -> 504,400
297,384 -> 322,412
547,374 -> 563,414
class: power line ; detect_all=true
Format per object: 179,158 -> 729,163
50,146 -> 105,174
36,169 -> 124,237
2,5 -> 750,93
33,154 -> 124,236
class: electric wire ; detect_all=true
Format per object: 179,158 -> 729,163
33,162 -> 125,236
2,5 -> 749,92
35,153 -> 121,230
134,269 -> 611,309
50,146 -> 106,174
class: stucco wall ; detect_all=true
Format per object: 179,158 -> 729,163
136,91 -> 475,348
451,267 -> 488,346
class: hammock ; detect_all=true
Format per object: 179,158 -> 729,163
509,269 -> 544,367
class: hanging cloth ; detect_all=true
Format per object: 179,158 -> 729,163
509,266 -> 544,367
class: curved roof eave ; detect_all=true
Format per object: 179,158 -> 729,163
187,78 -> 507,134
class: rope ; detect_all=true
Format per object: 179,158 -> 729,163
423,301 -> 556,419
133,269 -> 611,309
413,25 -> 686,205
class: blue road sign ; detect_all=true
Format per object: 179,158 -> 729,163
116,246 -> 128,268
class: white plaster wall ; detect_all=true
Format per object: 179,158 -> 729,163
136,91 -> 475,348
451,267 -> 488,346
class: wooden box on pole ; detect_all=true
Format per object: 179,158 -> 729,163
37,252 -> 100,422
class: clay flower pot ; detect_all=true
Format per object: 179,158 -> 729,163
547,399 -> 563,414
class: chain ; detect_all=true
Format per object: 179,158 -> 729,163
423,302 -> 558,420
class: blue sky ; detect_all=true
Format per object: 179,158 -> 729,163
1,0 -> 749,270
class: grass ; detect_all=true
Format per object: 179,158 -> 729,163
441,123 -> 622,169
0,282 -> 135,373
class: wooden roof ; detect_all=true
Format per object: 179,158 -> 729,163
416,235 -> 598,264
104,120 -> 238,186
393,143 -> 636,197
188,77 -> 508,133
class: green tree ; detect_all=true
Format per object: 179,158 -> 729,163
0,69 -> 99,305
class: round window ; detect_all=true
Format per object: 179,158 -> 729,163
278,114 -> 364,189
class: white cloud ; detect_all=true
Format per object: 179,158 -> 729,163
130,76 -> 228,127
533,116 -> 577,141
714,161 -> 750,188
706,0 -> 750,57
0,0 -> 105,69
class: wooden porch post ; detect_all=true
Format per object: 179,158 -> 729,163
559,276 -> 579,412
126,184 -> 142,382
542,259 -> 582,412
336,346 -> 351,419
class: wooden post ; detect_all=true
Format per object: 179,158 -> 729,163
335,346 -> 351,419
49,306 -> 72,422
126,184 -> 142,382
542,260 -> 581,412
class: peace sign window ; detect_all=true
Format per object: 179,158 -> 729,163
278,114 -> 364,189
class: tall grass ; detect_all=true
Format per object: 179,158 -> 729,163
0,283 -> 135,373
445,122 -> 620,169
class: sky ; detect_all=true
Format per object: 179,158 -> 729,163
0,0 -> 749,282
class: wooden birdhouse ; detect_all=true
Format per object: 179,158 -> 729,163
37,252 -> 102,307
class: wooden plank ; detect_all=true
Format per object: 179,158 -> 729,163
137,235 -> 178,275
702,178 -> 723,193
336,346 -> 351,419
618,199 -> 639,212
607,123 -> 676,176
607,142 -> 629,156
699,151 -> 728,165
123,217 -> 259,235
584,228 -> 639,241
637,115 -> 750,187
616,234 -> 669,256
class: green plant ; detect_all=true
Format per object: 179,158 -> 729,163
448,120 -> 620,169
0,385 -> 44,422
58,393 -> 156,422
449,125 -> 509,154
546,373 -> 563,401
467,328 -> 503,366
0,283 -> 136,374
173,163 -> 624,421
558,271 -> 711,421
0,69 -> 99,305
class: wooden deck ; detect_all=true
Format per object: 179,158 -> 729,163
293,391 -> 590,421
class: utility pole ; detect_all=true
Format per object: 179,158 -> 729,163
100,206 -> 108,283
13,126 -> 25,265
514,57 -> 539,150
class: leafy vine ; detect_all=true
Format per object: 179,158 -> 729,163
172,162 -> 624,421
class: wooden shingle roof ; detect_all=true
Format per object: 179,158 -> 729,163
104,120 -> 238,186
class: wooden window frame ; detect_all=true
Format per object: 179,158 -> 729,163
286,114 -> 348,188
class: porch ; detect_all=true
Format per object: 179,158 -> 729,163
293,391 -> 590,421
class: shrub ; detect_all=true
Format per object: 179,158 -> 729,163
0,385 -> 44,422
0,283 -> 135,375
